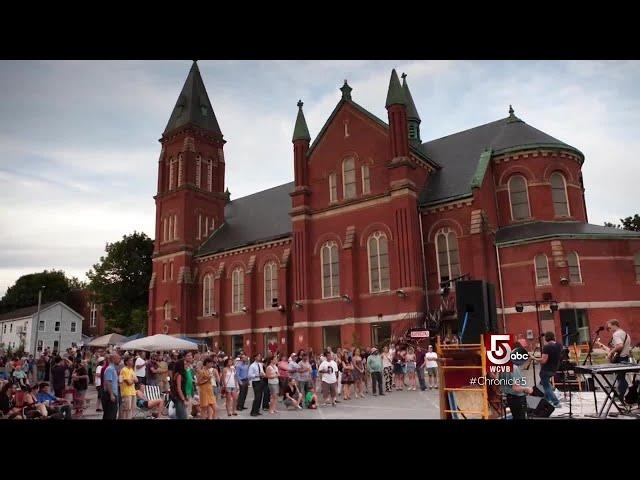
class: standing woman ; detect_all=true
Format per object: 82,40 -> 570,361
381,346 -> 393,393
266,356 -> 280,414
352,348 -> 365,399
393,349 -> 405,391
340,353 -> 354,400
170,359 -> 188,420
405,347 -> 417,391
71,360 -> 89,416
196,357 -> 216,419
221,357 -> 240,417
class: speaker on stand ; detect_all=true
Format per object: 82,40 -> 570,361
455,280 -> 498,344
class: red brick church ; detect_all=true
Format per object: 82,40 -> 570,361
148,61 -> 640,355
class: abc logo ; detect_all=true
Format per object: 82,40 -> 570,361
510,350 -> 529,361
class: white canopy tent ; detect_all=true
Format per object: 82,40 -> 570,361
87,333 -> 128,348
119,334 -> 199,352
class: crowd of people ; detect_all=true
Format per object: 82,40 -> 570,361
0,340 -> 442,420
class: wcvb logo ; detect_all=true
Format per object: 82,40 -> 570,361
484,334 -> 527,373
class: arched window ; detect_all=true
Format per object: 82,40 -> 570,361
163,218 -> 168,242
177,155 -> 184,186
169,261 -> 174,280
169,158 -> 177,190
362,165 -> 371,195
207,159 -> 213,192
567,251 -> 582,283
509,175 -> 531,220
164,302 -> 171,321
195,155 -> 202,188
551,172 -> 570,217
329,173 -> 337,202
368,232 -> 390,292
264,262 -> 279,308
232,268 -> 244,313
321,241 -> 340,298
203,274 -> 214,316
168,216 -> 173,241
535,254 -> 550,285
342,157 -> 356,199
163,263 -> 167,281
634,252 -> 640,283
435,228 -> 461,285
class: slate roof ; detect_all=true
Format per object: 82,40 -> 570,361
163,61 -> 222,136
197,182 -> 295,256
495,221 -> 640,246
0,302 -> 58,322
419,115 -> 584,206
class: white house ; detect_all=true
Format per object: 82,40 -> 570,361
0,302 -> 83,356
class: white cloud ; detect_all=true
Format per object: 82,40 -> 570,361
0,60 -> 638,298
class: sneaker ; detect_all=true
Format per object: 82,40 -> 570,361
298,405 -> 303,410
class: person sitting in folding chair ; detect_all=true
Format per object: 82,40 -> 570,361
135,383 -> 164,418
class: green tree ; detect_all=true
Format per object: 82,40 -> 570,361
605,214 -> 640,232
86,231 -> 153,336
0,270 -> 85,314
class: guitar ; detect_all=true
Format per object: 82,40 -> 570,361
594,338 -> 621,362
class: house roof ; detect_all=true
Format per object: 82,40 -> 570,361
163,61 -> 222,137
0,302 -> 58,322
495,221 -> 640,246
197,182 -> 295,257
419,114 -> 583,206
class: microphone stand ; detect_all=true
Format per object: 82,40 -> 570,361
583,328 -> 603,414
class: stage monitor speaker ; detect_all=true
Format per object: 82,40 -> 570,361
455,280 -> 498,344
526,395 -> 555,418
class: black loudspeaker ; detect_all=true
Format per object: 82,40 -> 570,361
455,280 -> 498,344
526,395 -> 555,418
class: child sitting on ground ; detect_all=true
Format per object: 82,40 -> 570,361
304,385 -> 318,410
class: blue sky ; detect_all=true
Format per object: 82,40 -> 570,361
0,60 -> 638,296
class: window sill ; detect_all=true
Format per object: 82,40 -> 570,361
535,283 -> 552,288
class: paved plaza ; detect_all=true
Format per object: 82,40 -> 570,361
79,384 -> 441,420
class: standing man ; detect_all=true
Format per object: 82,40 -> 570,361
51,356 -> 68,399
606,319 -> 632,399
297,353 -> 312,396
535,332 -> 562,409
416,345 -> 427,392
497,345 -> 534,419
424,345 -> 439,389
366,348 -> 384,396
102,353 -> 120,420
318,352 -> 339,406
235,354 -> 250,411
135,351 -> 147,386
248,354 -> 265,417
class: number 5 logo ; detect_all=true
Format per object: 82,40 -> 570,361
487,334 -> 512,365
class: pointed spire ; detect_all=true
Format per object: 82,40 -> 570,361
292,100 -> 311,142
401,73 -> 421,122
385,69 -> 406,108
164,61 -> 222,136
340,80 -> 352,101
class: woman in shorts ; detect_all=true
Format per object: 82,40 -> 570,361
405,347 -> 417,391
266,355 -> 280,414
221,357 -> 239,417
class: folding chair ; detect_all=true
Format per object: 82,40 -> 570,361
134,384 -> 168,419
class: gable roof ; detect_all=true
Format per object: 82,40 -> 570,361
163,61 -> 222,136
307,98 -> 439,168
495,221 -> 640,246
418,115 -> 583,206
0,301 -> 80,322
197,182 -> 295,256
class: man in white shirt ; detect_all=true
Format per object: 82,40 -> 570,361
135,352 -> 147,385
248,354 -> 265,417
318,352 -> 338,406
424,345 -> 439,390
94,357 -> 105,412
607,319 -> 632,399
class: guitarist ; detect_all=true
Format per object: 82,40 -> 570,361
606,320 -> 632,400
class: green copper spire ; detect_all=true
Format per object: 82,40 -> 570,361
292,100 -> 311,142
340,80 -> 352,100
401,73 -> 421,122
385,69 -> 406,108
